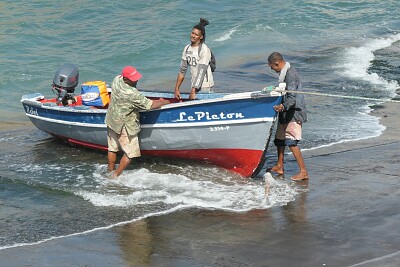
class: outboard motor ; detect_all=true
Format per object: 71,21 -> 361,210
52,63 -> 79,105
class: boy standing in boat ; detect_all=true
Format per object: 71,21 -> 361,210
267,52 -> 309,181
174,18 -> 214,100
105,66 -> 170,178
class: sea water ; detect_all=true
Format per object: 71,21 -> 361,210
1,0 -> 399,249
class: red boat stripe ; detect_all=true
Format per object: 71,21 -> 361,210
141,148 -> 263,177
67,138 -> 262,177
67,138 -> 108,151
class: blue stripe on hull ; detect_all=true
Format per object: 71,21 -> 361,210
141,96 -> 280,125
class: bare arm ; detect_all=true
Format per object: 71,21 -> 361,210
174,72 -> 185,100
151,98 -> 170,110
189,87 -> 196,100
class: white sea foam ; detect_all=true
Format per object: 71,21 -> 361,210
214,26 -> 238,42
12,162 -> 296,214
264,172 -> 299,205
340,33 -> 400,94
0,168 -> 299,251
318,33 -> 400,152
213,23 -> 285,43
304,105 -> 386,152
77,168 -> 298,212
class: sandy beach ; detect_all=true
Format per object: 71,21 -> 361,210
1,100 -> 399,267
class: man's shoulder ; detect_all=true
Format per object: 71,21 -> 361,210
199,43 -> 211,52
287,66 -> 300,77
112,75 -> 122,83
112,75 -> 122,89
288,65 -> 297,72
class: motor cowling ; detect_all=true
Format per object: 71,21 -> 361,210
52,63 -> 79,105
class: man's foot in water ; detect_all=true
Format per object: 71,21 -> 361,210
291,171 -> 309,181
267,165 -> 284,175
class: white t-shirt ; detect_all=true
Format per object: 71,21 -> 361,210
180,43 -> 214,90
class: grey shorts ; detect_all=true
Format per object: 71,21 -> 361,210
107,127 -> 141,159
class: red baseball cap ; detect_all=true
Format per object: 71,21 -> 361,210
121,66 -> 142,82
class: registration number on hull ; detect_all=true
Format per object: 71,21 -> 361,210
209,126 -> 230,131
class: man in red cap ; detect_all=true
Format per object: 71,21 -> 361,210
105,66 -> 170,178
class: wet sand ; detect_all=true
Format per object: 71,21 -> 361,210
1,101 -> 399,266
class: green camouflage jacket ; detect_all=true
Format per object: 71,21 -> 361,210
105,75 -> 152,135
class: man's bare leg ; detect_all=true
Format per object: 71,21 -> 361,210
108,151 -> 117,172
113,154 -> 132,177
289,145 -> 308,181
270,146 -> 285,175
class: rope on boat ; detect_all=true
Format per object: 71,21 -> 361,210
251,113 -> 279,178
262,87 -> 400,103
251,87 -> 399,178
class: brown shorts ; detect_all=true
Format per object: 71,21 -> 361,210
107,127 -> 141,158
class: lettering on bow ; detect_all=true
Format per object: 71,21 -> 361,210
176,111 -> 245,122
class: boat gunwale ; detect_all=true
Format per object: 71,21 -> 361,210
21,90 -> 281,114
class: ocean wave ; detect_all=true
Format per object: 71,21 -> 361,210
339,33 -> 400,93
76,167 -> 298,212
212,23 -> 283,43
0,166 -> 299,250
214,26 -> 239,42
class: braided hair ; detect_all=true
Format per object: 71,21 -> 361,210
193,18 -> 209,43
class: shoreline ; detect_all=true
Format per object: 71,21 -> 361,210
303,98 -> 400,158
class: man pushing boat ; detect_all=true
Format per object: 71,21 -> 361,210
105,66 -> 170,178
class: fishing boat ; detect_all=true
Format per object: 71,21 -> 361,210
21,64 -> 282,177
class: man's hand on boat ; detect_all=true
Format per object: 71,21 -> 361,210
189,87 -> 197,100
151,98 -> 170,109
273,104 -> 284,112
174,89 -> 197,101
174,85 -> 184,102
